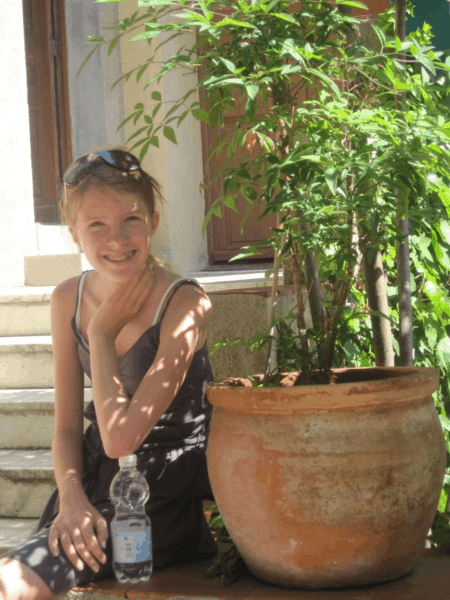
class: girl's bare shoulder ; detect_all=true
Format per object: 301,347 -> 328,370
50,276 -> 79,315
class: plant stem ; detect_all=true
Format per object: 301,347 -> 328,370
395,0 -> 413,366
302,221 -> 325,335
264,215 -> 281,384
361,241 -> 395,367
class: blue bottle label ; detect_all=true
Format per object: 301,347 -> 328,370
112,530 -> 152,563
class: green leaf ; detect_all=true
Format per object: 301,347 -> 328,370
177,110 -> 189,126
77,44 -> 101,77
273,13 -> 299,25
144,115 -> 153,125
371,25 -> 385,48
130,30 -> 161,41
136,62 -> 151,83
309,68 -> 341,97
245,84 -> 259,101
437,337 -> 450,366
126,126 -> 148,144
257,133 -> 275,153
116,111 -> 138,132
220,58 -> 236,74
108,35 -> 121,56
149,135 -> 159,148
336,0 -> 368,8
280,64 -> 303,75
224,196 -> 238,211
133,110 -> 144,125
431,229 -> 450,271
325,168 -> 339,195
151,91 -> 162,101
163,126 -> 177,144
191,108 -> 210,123
425,325 -> 438,349
134,103 -> 144,110
418,235 -> 434,263
139,139 -> 152,162
215,18 -> 256,29
245,96 -> 257,121
87,36 -> 105,43
164,103 -> 179,120
138,0 -> 175,6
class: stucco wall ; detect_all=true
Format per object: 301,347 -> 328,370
0,0 -> 38,287
117,2 -> 209,275
64,0 -> 126,158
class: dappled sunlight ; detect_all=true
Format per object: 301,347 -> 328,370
92,284 -> 212,458
0,551 -> 70,598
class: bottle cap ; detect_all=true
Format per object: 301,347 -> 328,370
118,454 -> 137,468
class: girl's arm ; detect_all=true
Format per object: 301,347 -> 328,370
50,278 -> 87,503
88,282 -> 212,459
49,279 -> 108,573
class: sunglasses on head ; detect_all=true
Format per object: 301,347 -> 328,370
64,150 -> 142,187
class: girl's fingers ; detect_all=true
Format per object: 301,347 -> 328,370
70,526 -> 101,572
77,525 -> 105,571
122,265 -> 153,310
48,525 -> 60,557
94,515 -> 109,551
59,528 -> 85,571
50,523 -> 103,573
81,519 -> 107,565
117,264 -> 153,305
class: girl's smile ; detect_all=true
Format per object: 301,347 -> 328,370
69,188 -> 159,283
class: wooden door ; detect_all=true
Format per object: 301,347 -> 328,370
23,0 -> 71,224
201,0 -> 391,265
200,103 -> 277,265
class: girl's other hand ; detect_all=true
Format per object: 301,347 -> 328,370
87,264 -> 154,340
48,498 -> 109,573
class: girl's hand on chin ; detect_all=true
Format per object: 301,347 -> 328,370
87,263 -> 154,340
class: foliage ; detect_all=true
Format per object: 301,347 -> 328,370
86,0 -> 450,375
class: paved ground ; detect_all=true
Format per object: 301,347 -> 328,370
63,547 -> 450,600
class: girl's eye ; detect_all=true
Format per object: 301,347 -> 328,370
125,216 -> 140,222
90,221 -> 104,227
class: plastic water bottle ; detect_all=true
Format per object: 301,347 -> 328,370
110,454 -> 152,583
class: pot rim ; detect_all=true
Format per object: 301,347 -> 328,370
206,366 -> 440,414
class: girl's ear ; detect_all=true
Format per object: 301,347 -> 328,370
151,211 -> 160,236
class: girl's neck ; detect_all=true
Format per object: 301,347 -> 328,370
91,261 -> 162,303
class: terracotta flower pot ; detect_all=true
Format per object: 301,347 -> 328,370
206,367 -> 447,589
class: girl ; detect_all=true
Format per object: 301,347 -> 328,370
0,149 -> 217,599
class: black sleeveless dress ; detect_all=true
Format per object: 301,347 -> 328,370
2,272 -> 217,594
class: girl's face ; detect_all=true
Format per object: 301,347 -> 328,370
69,188 -> 159,281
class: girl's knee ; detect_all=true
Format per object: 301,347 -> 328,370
0,557 -> 53,600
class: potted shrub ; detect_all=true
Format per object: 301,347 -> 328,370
87,0 -> 450,588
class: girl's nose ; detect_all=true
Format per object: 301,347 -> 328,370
107,223 -> 130,243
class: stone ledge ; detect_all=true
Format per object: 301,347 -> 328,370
0,269 -> 287,300
59,548 -> 450,600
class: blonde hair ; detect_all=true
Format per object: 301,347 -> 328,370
60,147 -> 166,267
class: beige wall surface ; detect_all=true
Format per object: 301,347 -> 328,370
0,0 -> 38,287
118,2 -> 209,276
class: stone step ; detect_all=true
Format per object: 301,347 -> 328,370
0,286 -> 53,336
0,517 -> 39,554
0,336 -> 90,389
0,388 -> 93,448
0,449 -> 56,518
